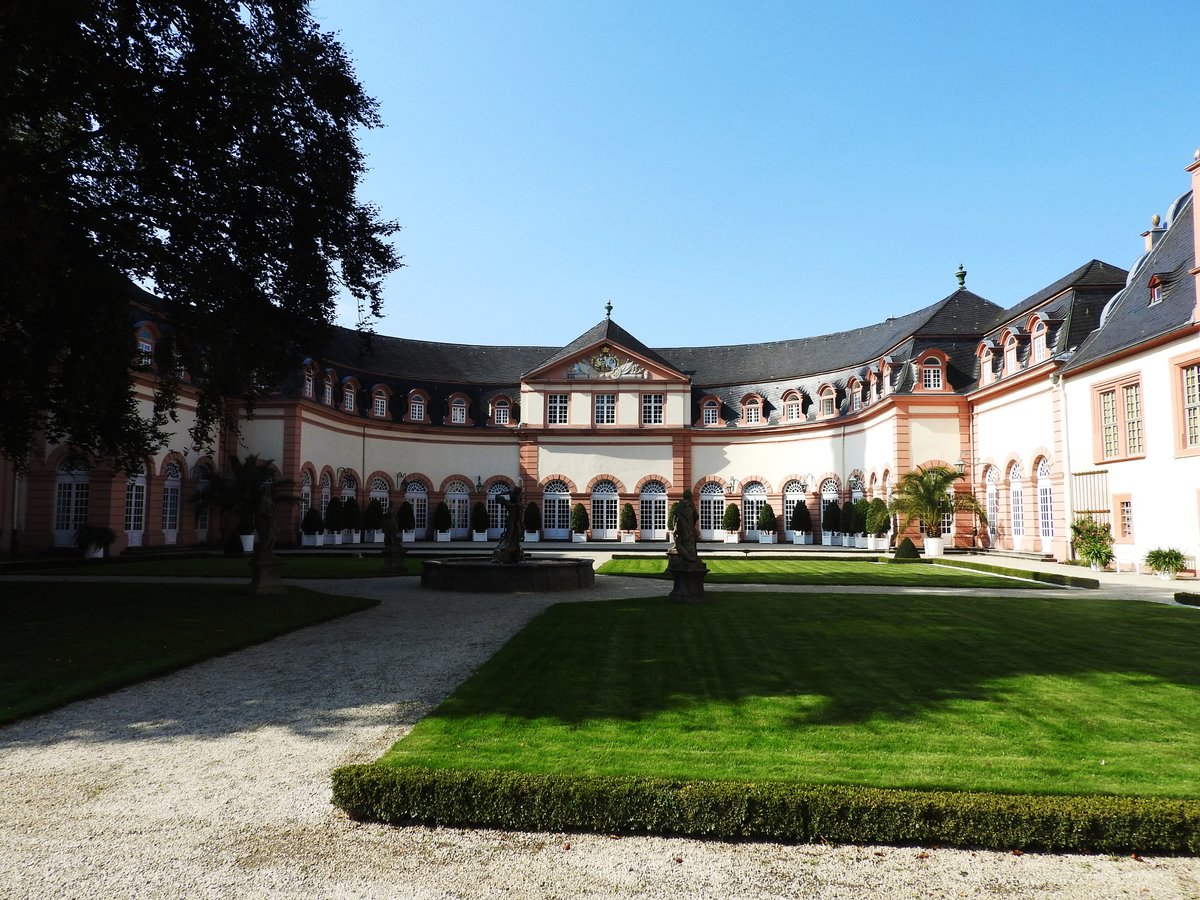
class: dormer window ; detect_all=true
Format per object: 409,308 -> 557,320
492,398 -> 510,425
848,380 -> 863,411
303,370 -> 314,398
342,384 -> 355,412
818,387 -> 836,418
921,358 -> 943,390
783,393 -> 802,422
1032,322 -> 1048,363
742,395 -> 762,425
372,389 -> 388,418
980,349 -> 994,385
136,331 -> 154,368
702,398 -> 720,425
1149,276 -> 1163,306
450,397 -> 467,424
407,390 -> 429,424
323,378 -> 333,405
1004,336 -> 1019,375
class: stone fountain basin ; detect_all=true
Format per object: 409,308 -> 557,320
420,557 -> 595,592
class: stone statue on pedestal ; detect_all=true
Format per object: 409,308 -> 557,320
666,489 -> 707,602
492,486 -> 525,565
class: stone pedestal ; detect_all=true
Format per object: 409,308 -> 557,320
667,561 -> 708,603
250,558 -> 286,595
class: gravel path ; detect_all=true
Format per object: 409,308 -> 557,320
2,575 -> 1197,899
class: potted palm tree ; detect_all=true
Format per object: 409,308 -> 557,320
300,507 -> 324,547
570,502 -> 589,542
471,501 -> 490,541
756,503 -> 778,543
822,500 -> 839,545
78,524 -> 117,559
362,498 -> 384,543
790,500 -> 812,544
397,499 -> 416,542
324,497 -> 344,545
523,501 -> 541,542
432,501 -> 452,541
722,503 -> 741,542
619,502 -> 638,542
889,465 -> 986,558
1145,547 -> 1187,580
207,453 -> 295,552
1071,516 -> 1114,570
342,496 -> 361,544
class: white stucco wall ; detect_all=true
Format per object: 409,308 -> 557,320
538,439 -> 673,492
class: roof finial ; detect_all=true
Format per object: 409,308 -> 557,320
1151,213 -> 1161,228
955,264 -> 967,291
604,299 -> 613,319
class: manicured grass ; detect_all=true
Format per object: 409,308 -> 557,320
597,557 -> 1048,589
378,592 -> 1200,799
0,582 -> 379,724
16,554 -> 423,579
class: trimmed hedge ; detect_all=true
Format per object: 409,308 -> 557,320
893,537 -> 920,560
937,559 -> 1099,589
332,764 -> 1200,854
1177,592 -> 1200,607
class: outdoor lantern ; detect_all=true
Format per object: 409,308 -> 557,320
475,475 -> 484,492
954,459 -> 966,475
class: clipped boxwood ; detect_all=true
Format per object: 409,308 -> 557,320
523,499 -> 541,532
722,503 -> 740,532
936,558 -> 1100,589
893,536 -> 920,559
1177,592 -> 1200,607
331,764 -> 1200,854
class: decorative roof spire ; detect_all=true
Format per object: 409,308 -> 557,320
604,299 -> 613,319
955,264 -> 967,291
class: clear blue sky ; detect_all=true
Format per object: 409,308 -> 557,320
313,0 -> 1196,349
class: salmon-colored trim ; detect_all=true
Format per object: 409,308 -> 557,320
404,388 -> 431,425
1169,349 -> 1200,458
1089,371 -> 1145,465
1061,322 -> 1200,379
634,474 -> 672,492
695,394 -> 726,428
1111,492 -> 1134,544
585,473 -> 627,494
912,348 -> 954,393
539,473 -> 579,494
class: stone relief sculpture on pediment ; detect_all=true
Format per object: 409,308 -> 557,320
564,346 -> 651,380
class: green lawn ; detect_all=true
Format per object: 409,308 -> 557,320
0,582 -> 379,724
16,554 -> 422,579
379,592 -> 1200,798
597,557 -> 1048,589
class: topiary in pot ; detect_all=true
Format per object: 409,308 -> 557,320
342,496 -> 361,531
471,500 -> 490,533
756,503 -> 776,533
397,500 -> 416,532
822,500 -> 840,534
868,497 -> 889,536
790,499 -> 811,533
324,497 -> 345,532
570,502 -> 590,534
667,501 -> 680,530
854,498 -> 871,536
722,502 -> 741,533
841,499 -> 857,535
77,524 -> 117,553
893,536 -> 920,559
432,501 -> 452,533
619,502 -> 637,531
301,507 -> 324,536
363,499 -> 384,531
523,500 -> 541,532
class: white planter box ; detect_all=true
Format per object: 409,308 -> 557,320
1157,571 -> 1177,581
723,533 -> 740,543
620,533 -> 637,543
196,528 -> 208,543
239,533 -> 256,553
401,530 -> 416,543
856,535 -> 868,549
923,537 -> 945,558
301,533 -> 320,547
324,532 -> 341,546
84,544 -> 104,559
792,532 -> 811,545
822,532 -> 833,545
758,534 -> 777,544
435,531 -> 451,542
524,532 -> 540,543
344,531 -> 359,544
571,533 -> 587,543
472,532 -> 488,542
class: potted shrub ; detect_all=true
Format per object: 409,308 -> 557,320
866,497 -> 889,551
324,497 -> 344,545
822,500 -> 839,545
1145,547 -> 1187,580
841,499 -> 857,548
790,500 -> 812,544
397,499 -> 416,542
570,502 -> 589,542
853,498 -> 871,549
362,498 -> 384,543
889,465 -> 986,558
432,501 -> 452,541
207,452 -> 294,552
342,496 -> 361,544
78,524 -> 117,559
722,503 -> 741,543
756,503 -> 778,543
300,507 -> 324,547
1070,516 -> 1114,570
619,502 -> 638,543
471,501 -> 490,541
523,500 -> 541,543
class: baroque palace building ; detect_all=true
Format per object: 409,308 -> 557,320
3,153 -> 1199,568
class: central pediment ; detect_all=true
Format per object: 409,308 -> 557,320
522,318 -> 689,385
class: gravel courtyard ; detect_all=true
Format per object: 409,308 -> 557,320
2,574 -> 1197,899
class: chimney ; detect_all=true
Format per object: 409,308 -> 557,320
1187,148 -> 1200,321
1141,214 -> 1166,252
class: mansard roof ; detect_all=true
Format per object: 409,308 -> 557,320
523,317 -> 684,378
1064,192 -> 1196,372
985,259 -> 1128,333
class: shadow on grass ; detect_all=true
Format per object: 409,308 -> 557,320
425,593 -> 1200,727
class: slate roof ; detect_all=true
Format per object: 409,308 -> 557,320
523,318 -> 684,377
985,259 -> 1128,333
1064,193 -> 1196,372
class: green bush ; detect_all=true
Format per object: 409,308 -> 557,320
822,500 -> 840,534
789,499 -> 811,533
470,501 -> 490,532
867,497 -> 889,536
1175,592 -> 1200,607
853,498 -> 870,536
363,498 -> 384,531
841,500 -> 857,535
619,503 -> 637,531
722,503 -> 741,532
523,500 -> 541,532
1071,516 -> 1114,568
570,503 -> 589,534
343,496 -> 361,530
397,500 -> 416,532
432,501 -> 452,533
894,536 -> 920,559
300,507 -> 323,536
331,764 -> 1200,854
324,497 -> 345,532
1145,548 -> 1187,576
936,558 -> 1100,589
756,503 -> 776,533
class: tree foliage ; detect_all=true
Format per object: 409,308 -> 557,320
888,465 -> 986,539
1,1 -> 400,468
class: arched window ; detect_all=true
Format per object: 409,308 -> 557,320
340,472 -> 357,501
818,387 -> 836,418
921,357 -> 943,390
1031,322 -> 1048,363
1009,463 -> 1024,540
299,471 -> 313,528
372,389 -> 388,418
819,479 -> 840,532
849,380 -> 863,412
1005,336 -> 1020,375
369,476 -> 390,513
699,482 -> 725,538
303,368 -> 315,398
404,480 -> 428,537
320,473 -> 332,520
741,396 -> 762,425
590,480 -> 619,538
783,393 -> 802,422
486,482 -> 511,536
783,480 -> 804,529
702,398 -> 720,426
1036,459 -> 1053,549
741,481 -> 767,538
161,462 -> 182,543
408,391 -> 428,424
984,466 -> 999,543
542,479 -> 571,540
980,348 -> 995,386
124,469 -> 147,547
849,476 -> 864,502
639,481 -> 667,540
450,396 -> 468,425
342,383 -> 356,413
135,329 -> 154,367
322,377 -> 334,405
492,398 -> 510,425
445,480 -> 471,536
53,459 -> 90,547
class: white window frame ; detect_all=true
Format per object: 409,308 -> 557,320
547,393 -> 569,425
594,393 -> 615,425
641,393 -> 664,425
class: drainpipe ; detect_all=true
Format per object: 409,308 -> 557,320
1052,371 -> 1074,559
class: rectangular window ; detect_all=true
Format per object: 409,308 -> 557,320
323,381 -> 332,405
852,391 -> 862,411
1176,359 -> 1200,454
410,398 -> 425,421
451,403 -> 466,424
744,403 -> 760,424
161,484 -> 180,532
1094,376 -> 1144,462
594,393 -> 615,425
922,367 -> 942,390
343,389 -> 355,412
493,404 -> 509,425
641,393 -> 664,425
702,403 -> 719,425
303,373 -> 314,398
821,396 -> 834,417
373,394 -> 387,417
137,339 -> 153,367
785,400 -> 800,421
547,393 -> 569,425
1033,332 -> 1047,362
1119,499 -> 1133,539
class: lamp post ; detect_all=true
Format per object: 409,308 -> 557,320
954,458 -> 966,475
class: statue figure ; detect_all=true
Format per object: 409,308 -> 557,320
667,489 -> 701,567
382,504 -> 406,573
254,487 -> 276,559
492,485 -> 525,565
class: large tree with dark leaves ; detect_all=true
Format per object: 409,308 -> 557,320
0,1 -> 399,470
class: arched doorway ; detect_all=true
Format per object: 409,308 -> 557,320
161,462 -> 182,545
819,478 -> 840,540
124,470 -> 147,547
486,483 -> 510,539
404,481 -> 428,538
590,480 -> 619,540
698,482 -> 725,541
742,481 -> 767,541
542,480 -> 570,541
53,459 -> 90,548
1037,459 -> 1054,554
444,480 -> 470,539
639,481 -> 667,541
783,480 -> 804,538
1008,463 -> 1024,550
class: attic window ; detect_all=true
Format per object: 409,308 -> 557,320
783,393 -> 802,421
323,378 -> 333,405
492,398 -> 510,425
136,330 -> 154,368
921,357 -> 943,390
1149,276 -> 1163,306
819,387 -> 836,417
980,349 -> 994,386
701,398 -> 720,425
1032,322 -> 1048,363
1004,336 -> 1019,375
742,396 -> 762,425
849,381 -> 863,411
342,384 -> 355,412
372,390 -> 388,418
